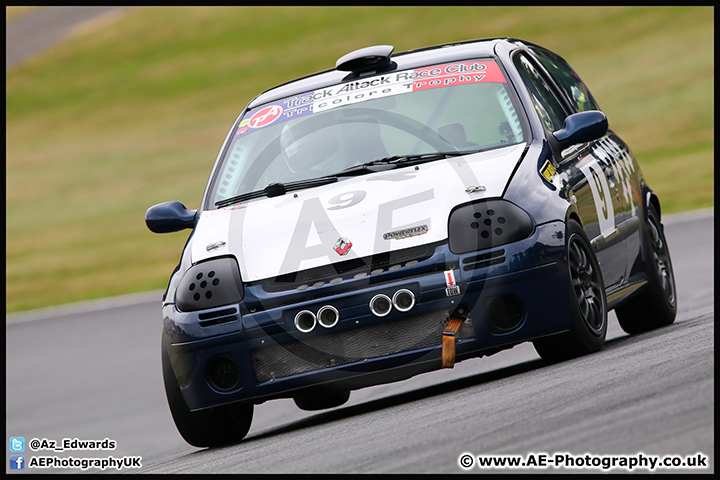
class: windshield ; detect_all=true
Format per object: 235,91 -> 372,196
208,58 -> 528,208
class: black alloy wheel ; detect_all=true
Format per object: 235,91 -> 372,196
615,204 -> 677,333
568,233 -> 605,335
533,219 -> 607,361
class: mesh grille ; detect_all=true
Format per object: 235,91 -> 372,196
251,310 -> 475,382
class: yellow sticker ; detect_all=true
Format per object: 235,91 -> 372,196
541,160 -> 556,182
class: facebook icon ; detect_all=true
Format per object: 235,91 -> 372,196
10,455 -> 25,470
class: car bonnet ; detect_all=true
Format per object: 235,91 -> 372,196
191,142 -> 525,282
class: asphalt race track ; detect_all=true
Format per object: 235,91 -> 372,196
5,209 -> 713,474
5,6 -> 133,70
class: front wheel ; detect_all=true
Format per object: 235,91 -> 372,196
162,341 -> 253,448
615,204 -> 676,333
533,219 -> 607,361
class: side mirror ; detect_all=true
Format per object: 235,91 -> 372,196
145,201 -> 197,234
552,111 -> 608,149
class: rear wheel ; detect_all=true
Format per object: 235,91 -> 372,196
533,219 -> 607,361
162,341 -> 253,448
615,204 -> 676,333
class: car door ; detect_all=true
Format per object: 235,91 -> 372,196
531,46 -> 642,289
512,51 -> 628,289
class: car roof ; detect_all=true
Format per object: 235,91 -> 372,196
247,37 -> 529,109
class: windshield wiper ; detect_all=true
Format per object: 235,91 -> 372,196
215,149 -> 482,208
335,149 -> 483,176
215,176 -> 338,208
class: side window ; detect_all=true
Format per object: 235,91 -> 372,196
513,53 -> 567,132
532,48 -> 600,113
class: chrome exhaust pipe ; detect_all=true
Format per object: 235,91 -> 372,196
317,305 -> 339,328
369,294 -> 392,317
294,310 -> 317,333
392,289 -> 415,312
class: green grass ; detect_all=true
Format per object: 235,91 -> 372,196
6,6 -> 714,313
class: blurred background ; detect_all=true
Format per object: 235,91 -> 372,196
6,6 -> 714,313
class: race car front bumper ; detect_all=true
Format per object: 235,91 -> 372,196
162,221 -> 571,411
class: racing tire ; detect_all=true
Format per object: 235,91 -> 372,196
614,204 -> 677,334
162,341 -> 253,448
293,386 -> 350,411
533,219 -> 607,362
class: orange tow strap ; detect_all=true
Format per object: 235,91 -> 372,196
442,317 -> 465,368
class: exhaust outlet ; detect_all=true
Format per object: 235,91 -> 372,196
317,305 -> 339,328
369,294 -> 392,317
393,289 -> 415,312
294,310 -> 317,333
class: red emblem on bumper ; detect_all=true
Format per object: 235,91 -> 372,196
334,237 -> 352,256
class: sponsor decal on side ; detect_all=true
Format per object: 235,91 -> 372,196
578,136 -> 638,239
540,160 -> 556,183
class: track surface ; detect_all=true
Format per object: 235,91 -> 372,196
6,6 -> 133,70
6,209 -> 714,474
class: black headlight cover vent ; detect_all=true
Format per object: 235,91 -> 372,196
448,199 -> 533,254
176,256 -> 244,312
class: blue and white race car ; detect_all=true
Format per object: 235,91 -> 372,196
146,38 -> 677,447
